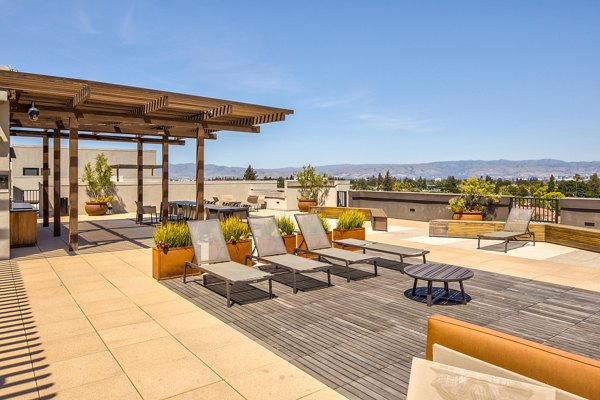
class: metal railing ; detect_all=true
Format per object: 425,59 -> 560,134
509,197 -> 559,224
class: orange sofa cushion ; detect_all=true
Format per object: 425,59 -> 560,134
426,314 -> 600,400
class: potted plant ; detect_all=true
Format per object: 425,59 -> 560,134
81,153 -> 115,216
297,213 -> 332,257
221,217 -> 252,265
296,164 -> 330,212
275,215 -> 296,254
333,210 -> 366,250
152,223 -> 194,280
448,177 -> 499,221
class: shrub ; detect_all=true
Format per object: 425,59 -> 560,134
318,213 -> 331,232
296,164 -> 330,205
275,215 -> 295,236
336,210 -> 365,230
153,223 -> 191,253
81,153 -> 115,203
448,177 -> 499,212
221,217 -> 250,243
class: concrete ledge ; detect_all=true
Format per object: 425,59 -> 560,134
430,220 -> 600,252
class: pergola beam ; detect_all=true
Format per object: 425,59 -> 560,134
10,129 -> 186,145
71,85 -> 91,108
133,95 -> 169,116
187,104 -> 232,121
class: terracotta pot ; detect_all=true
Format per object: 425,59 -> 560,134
226,239 -> 253,265
282,234 -> 297,254
452,211 -> 483,221
296,231 -> 332,258
333,227 -> 366,250
85,202 -> 108,216
152,246 -> 196,280
298,199 -> 317,212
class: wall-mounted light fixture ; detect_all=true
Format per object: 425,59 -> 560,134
28,102 -> 39,121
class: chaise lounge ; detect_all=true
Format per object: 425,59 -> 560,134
477,208 -> 536,253
295,213 -> 378,282
248,216 -> 333,293
184,219 -> 274,307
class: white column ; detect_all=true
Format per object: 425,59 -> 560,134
0,91 -> 10,259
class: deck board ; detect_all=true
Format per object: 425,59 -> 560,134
161,255 -> 600,400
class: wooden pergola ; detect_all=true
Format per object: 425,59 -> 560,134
0,70 -> 293,251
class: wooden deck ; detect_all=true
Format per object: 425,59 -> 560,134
161,256 -> 600,400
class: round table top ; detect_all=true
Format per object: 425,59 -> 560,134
404,263 -> 474,282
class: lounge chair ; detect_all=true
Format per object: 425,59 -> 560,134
477,208 -> 536,253
135,201 -> 158,224
247,216 -> 332,293
184,220 -> 274,307
294,213 -> 378,282
333,238 -> 429,266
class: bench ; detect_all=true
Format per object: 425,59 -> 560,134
309,206 -> 388,231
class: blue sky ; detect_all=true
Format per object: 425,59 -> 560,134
2,1 -> 599,168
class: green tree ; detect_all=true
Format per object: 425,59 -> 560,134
276,176 -> 285,188
296,164 -> 330,204
548,174 -> 556,192
382,170 -> 394,191
376,173 -> 383,189
243,164 -> 257,180
574,173 -> 581,197
589,173 -> 600,197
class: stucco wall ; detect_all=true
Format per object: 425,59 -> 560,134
560,198 -> 600,229
12,145 -> 157,190
349,190 -> 510,221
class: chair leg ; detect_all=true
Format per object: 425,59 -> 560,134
477,236 -> 481,249
427,281 -> 433,306
183,263 -> 187,283
532,232 -> 536,246
292,271 -> 298,294
268,279 -> 273,299
345,261 -> 350,283
226,282 -> 232,308
373,260 -> 378,277
505,239 -> 508,253
412,279 -> 418,296
327,269 -> 331,287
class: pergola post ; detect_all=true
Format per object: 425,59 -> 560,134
53,129 -> 61,236
137,139 -> 143,221
68,121 -> 78,251
195,131 -> 205,220
161,133 -> 169,223
42,135 -> 49,227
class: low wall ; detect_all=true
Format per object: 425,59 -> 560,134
430,219 -> 600,253
560,198 -> 600,229
42,180 -> 278,215
349,191 -> 510,221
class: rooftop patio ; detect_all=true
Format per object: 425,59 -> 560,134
2,214 -> 600,399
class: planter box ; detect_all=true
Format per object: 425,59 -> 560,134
282,234 -> 297,254
296,231 -> 332,258
333,227 -> 366,250
152,246 -> 197,280
452,211 -> 483,221
226,239 -> 253,265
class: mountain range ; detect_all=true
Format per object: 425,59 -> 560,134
168,159 -> 600,180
